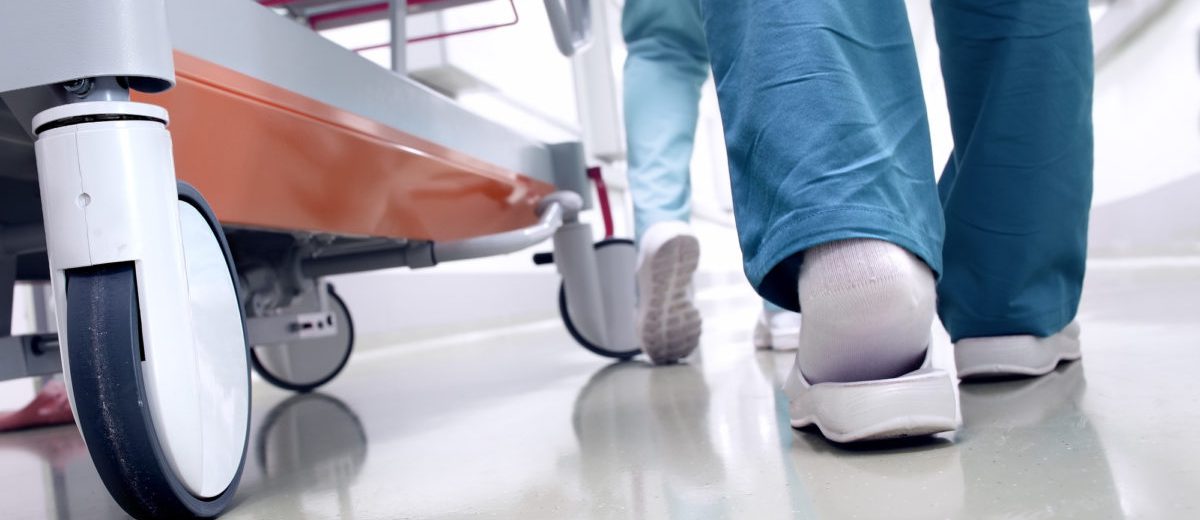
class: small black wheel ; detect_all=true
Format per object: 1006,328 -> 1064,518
559,238 -> 640,360
65,182 -> 249,519
250,285 -> 355,393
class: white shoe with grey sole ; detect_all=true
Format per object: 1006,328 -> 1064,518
636,222 -> 702,365
955,321 -> 1082,380
785,346 -> 958,443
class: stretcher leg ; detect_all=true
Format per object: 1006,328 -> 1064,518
33,94 -> 250,519
553,221 -> 611,347
545,194 -> 640,359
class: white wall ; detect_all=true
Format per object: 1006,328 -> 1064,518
1093,0 -> 1200,205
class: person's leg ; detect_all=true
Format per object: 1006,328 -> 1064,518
932,0 -> 1093,377
699,0 -> 943,365
623,0 -> 710,364
698,0 -> 944,309
623,0 -> 709,241
699,0 -> 956,441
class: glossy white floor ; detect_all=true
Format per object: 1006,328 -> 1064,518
1,253 -> 1197,519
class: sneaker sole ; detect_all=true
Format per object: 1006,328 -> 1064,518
788,370 -> 958,443
955,323 -> 1082,380
638,233 -> 701,364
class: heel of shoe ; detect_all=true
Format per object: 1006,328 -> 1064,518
790,371 -> 958,443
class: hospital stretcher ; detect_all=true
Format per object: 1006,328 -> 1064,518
0,0 -> 637,518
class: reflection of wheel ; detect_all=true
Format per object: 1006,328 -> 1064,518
570,361 -> 639,441
255,393 -> 367,485
251,286 -> 354,393
559,238 -> 640,360
65,182 -> 249,519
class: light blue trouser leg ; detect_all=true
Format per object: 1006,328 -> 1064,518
933,0 -> 1093,341
763,300 -> 786,313
622,0 -> 709,242
698,0 -> 945,311
624,0 -> 788,315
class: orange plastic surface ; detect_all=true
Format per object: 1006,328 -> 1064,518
132,52 -> 555,241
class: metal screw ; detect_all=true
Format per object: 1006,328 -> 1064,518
62,78 -> 94,98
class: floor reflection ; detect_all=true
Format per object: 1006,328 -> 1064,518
572,362 -> 728,518
571,358 -> 811,518
0,261 -> 1191,519
256,392 -> 368,484
957,361 -> 1124,518
0,423 -> 124,519
238,392 -> 368,517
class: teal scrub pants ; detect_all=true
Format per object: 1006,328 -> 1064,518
623,0 -> 788,312
622,0 -> 707,240
697,0 -> 1094,341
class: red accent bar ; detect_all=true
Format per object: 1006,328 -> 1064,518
351,0 -> 518,51
257,1 -> 519,52
260,0 -> 443,9
308,2 -> 390,28
587,167 -> 615,239
408,2 -> 518,44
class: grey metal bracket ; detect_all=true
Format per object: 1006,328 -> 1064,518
298,191 -> 582,277
244,277 -> 339,346
246,311 -> 338,347
0,0 -> 174,98
0,334 -> 62,382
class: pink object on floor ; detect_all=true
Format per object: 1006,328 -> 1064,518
0,380 -> 75,432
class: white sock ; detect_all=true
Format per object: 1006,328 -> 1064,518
795,239 -> 935,384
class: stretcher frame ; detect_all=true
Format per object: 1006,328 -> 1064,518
0,0 -> 637,518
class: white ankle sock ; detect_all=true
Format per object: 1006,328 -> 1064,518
795,239 -> 935,384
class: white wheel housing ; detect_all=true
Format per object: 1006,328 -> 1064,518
34,101 -> 249,498
177,200 -> 250,496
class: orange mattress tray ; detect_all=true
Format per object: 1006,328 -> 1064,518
134,52 -> 555,242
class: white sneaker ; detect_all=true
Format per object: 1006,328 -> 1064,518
785,346 -> 958,443
636,221 -> 702,365
753,308 -> 801,350
955,321 -> 1081,380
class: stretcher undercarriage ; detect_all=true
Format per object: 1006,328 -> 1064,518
0,0 -> 637,518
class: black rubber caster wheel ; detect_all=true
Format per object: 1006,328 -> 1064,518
250,285 -> 355,393
65,182 -> 250,519
558,238 -> 640,360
